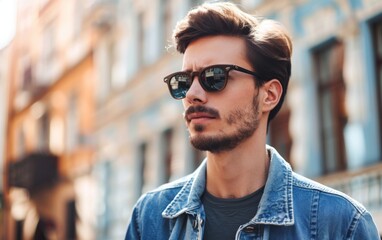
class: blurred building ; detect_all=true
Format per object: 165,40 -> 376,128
3,0 -> 101,239
253,0 -> 382,230
3,0 -> 382,239
91,0 -> 204,238
0,43 -> 11,240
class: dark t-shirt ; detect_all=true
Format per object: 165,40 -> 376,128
201,186 -> 264,240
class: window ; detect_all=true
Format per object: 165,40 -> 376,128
162,129 -> 173,183
372,19 -> 382,156
104,41 -> 114,93
72,1 -> 84,39
95,39 -> 115,100
137,12 -> 145,67
313,40 -> 347,174
38,111 -> 51,152
160,0 -> 172,48
41,21 -> 56,67
96,160 -> 111,237
137,142 -> 147,198
15,127 -> 26,157
66,93 -> 79,152
65,200 -> 76,240
269,105 -> 292,165
21,60 -> 33,91
39,20 -> 56,86
49,116 -> 64,154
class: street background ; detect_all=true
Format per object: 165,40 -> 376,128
0,0 -> 382,239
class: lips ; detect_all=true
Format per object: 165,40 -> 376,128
186,112 -> 216,122
184,105 -> 220,123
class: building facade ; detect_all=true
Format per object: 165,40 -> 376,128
91,0 -> 203,238
92,0 -> 382,238
253,0 -> 382,229
0,44 -> 11,240
3,0 -> 382,239
3,0 -> 103,239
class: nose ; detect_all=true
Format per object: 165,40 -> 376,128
184,76 -> 207,104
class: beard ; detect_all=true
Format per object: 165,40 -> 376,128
187,94 -> 260,153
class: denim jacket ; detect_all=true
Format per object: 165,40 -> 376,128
125,146 -> 380,239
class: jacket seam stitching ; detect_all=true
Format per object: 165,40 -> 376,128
345,211 -> 364,239
292,182 -> 366,214
135,205 -> 142,238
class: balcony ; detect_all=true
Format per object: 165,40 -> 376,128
317,163 -> 382,228
317,163 -> 382,208
8,153 -> 58,194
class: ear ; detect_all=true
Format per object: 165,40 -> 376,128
261,79 -> 283,112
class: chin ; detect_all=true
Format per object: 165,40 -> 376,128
192,123 -> 205,132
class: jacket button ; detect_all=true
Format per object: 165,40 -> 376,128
243,225 -> 256,233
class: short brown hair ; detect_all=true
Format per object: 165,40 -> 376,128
172,2 -> 292,123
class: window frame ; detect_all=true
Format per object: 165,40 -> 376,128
312,39 -> 347,174
371,19 -> 382,157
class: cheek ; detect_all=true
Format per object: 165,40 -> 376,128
226,109 -> 243,125
182,99 -> 189,110
220,99 -> 249,122
221,90 -> 259,124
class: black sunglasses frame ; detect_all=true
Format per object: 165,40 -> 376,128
163,64 -> 262,100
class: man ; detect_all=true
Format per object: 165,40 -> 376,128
125,2 -> 380,239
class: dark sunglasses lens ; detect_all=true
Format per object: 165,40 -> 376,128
201,67 -> 227,91
169,74 -> 191,99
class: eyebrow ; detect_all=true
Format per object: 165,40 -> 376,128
181,64 -> 216,72
182,62 -> 218,72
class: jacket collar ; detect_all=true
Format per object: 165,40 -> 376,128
252,146 -> 294,225
162,146 -> 294,226
162,161 -> 207,218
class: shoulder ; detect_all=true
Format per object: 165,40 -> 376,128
290,172 -> 380,238
292,172 -> 367,214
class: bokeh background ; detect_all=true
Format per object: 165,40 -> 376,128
0,0 -> 382,239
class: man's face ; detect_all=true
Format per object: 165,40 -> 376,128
182,35 -> 262,153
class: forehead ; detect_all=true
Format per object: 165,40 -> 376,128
182,35 -> 249,70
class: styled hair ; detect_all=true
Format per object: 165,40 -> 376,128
172,2 -> 292,123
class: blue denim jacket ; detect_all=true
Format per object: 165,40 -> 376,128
125,146 -> 380,239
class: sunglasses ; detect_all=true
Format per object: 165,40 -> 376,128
163,64 -> 262,99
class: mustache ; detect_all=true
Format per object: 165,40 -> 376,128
184,105 -> 220,120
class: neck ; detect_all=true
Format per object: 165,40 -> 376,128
205,133 -> 270,199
